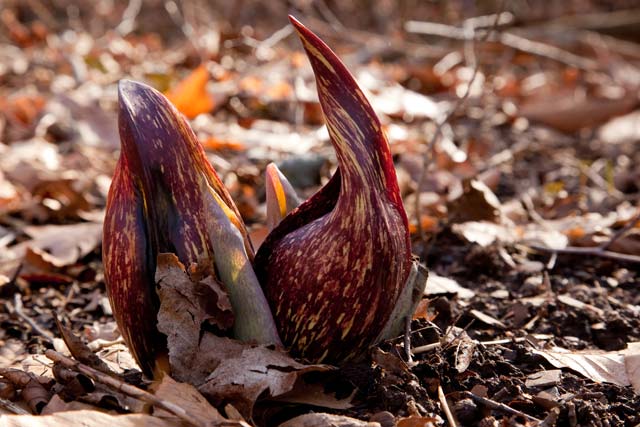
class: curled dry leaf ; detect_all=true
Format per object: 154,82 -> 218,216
532,343 -> 640,392
447,179 -> 503,224
197,343 -> 332,418
9,222 -> 103,267
452,221 -> 568,249
155,253 -> 234,385
425,273 -> 475,299
54,317 -> 115,376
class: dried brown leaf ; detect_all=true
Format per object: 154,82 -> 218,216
155,253 -> 234,384
150,375 -> 227,424
278,413 -> 380,427
448,179 -> 503,224
198,344 -> 331,418
0,410 -> 181,427
532,344 -> 640,392
54,317 -> 115,376
9,222 -> 102,267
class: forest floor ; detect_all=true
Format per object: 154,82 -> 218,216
1,1 -> 640,426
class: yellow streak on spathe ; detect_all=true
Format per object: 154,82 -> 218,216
272,172 -> 287,218
300,37 -> 335,74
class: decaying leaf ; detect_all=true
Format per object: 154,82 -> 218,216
397,415 -> 439,427
532,343 -> 640,392
453,221 -> 568,249
54,317 -> 115,376
150,375 -> 228,424
271,380 -> 354,410
0,410 -> 181,427
198,344 -> 332,418
447,179 -> 503,224
278,413 -> 380,427
9,222 -> 103,267
154,253 -> 331,418
425,273 -> 475,299
155,253 -> 234,384
165,65 -> 216,119
518,89 -> 636,133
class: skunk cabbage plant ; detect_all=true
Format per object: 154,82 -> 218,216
104,17 -> 422,375
103,81 -> 280,376
253,17 -> 413,363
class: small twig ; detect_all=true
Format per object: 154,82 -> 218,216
538,407 -> 561,427
255,25 -> 294,61
10,294 -> 54,343
462,391 -> 542,423
527,244 -> 640,265
0,397 -> 30,415
405,20 -> 598,71
412,342 -> 441,355
413,333 -> 554,355
164,0 -> 202,60
438,384 -> 457,426
414,4 -> 504,257
115,0 -> 143,36
403,316 -> 413,363
600,209 -> 640,251
44,350 -> 245,427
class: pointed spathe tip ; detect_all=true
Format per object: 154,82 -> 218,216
117,79 -> 164,112
287,14 -> 302,28
287,15 -> 321,46
118,79 -> 146,101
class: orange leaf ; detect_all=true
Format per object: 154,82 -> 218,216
165,65 -> 215,119
201,136 -> 245,151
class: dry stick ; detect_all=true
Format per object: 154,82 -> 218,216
403,315 -> 413,363
438,384 -> 457,427
523,208 -> 640,265
413,6 -> 504,258
10,294 -> 55,343
0,397 -> 30,415
412,333 -> 554,355
44,350 -> 246,427
463,391 -> 542,423
405,20 -> 598,71
527,244 -> 640,264
600,209 -> 640,251
305,16 -> 447,60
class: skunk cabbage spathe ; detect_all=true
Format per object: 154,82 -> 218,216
253,17 -> 413,364
103,81 -> 280,376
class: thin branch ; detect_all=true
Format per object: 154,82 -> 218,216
9,294 -> 55,343
403,315 -> 413,363
44,350 -> 248,427
413,333 -> 554,355
462,391 -> 542,423
527,244 -> 640,265
414,4 -> 505,257
600,209 -> 640,251
0,397 -> 30,415
405,20 -> 598,71
438,384 -> 457,427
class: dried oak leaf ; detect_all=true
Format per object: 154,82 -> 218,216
150,375 -> 230,425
